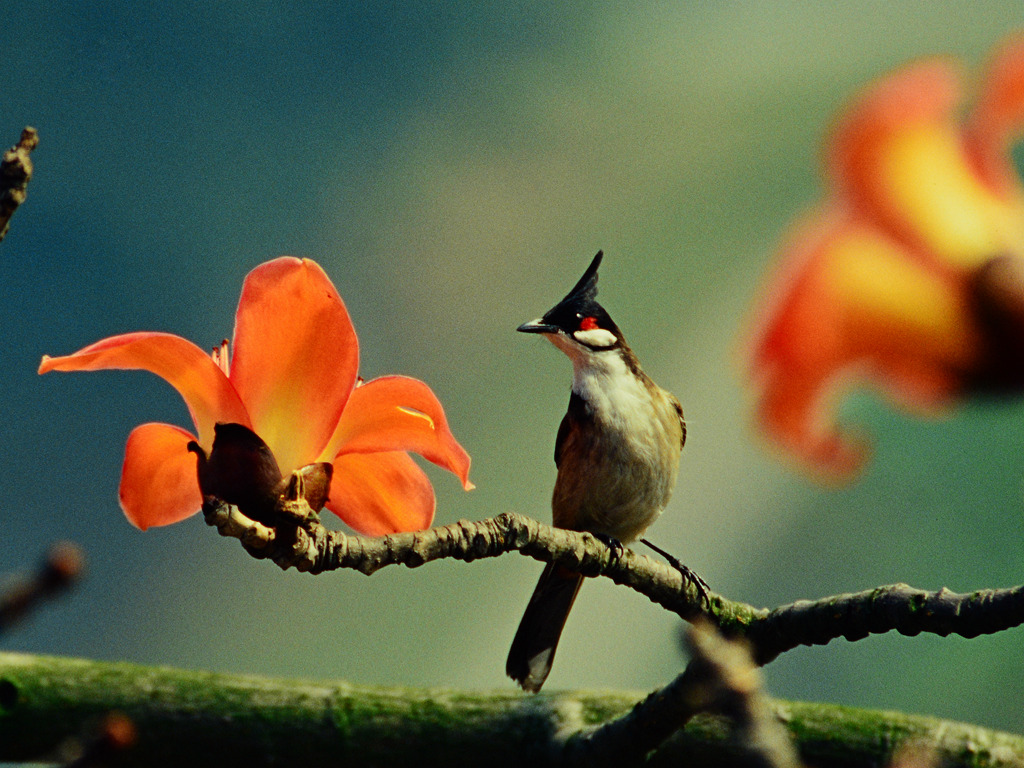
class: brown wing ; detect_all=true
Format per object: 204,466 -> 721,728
554,391 -> 588,467
673,395 -> 686,450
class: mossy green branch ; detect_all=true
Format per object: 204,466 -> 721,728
0,652 -> 1021,767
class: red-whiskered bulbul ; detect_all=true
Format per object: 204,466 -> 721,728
507,250 -> 696,693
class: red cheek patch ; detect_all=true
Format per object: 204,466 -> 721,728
580,316 -> 599,331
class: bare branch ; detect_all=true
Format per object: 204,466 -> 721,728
0,127 -> 38,242
683,622 -> 801,768
202,499 -> 1024,667
740,582 -> 1024,665
202,499 -> 711,616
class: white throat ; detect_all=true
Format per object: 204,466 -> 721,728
548,333 -> 652,430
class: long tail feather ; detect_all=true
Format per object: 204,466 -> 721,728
506,564 -> 584,693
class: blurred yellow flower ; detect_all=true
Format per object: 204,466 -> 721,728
745,35 -> 1024,482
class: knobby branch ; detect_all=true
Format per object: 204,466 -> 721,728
202,498 -> 1024,667
192,490 -> 1024,764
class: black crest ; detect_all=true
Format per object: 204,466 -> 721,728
561,249 -> 602,309
541,251 -> 618,337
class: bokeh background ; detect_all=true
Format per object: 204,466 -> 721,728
4,0 -> 1024,733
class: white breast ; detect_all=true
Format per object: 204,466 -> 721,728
558,343 -> 682,542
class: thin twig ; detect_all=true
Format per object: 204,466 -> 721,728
683,622 -> 801,768
0,542 -> 85,634
203,500 -> 711,617
560,640 -> 705,764
0,127 -> 38,242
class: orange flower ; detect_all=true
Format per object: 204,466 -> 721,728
746,35 -> 1024,482
40,257 -> 473,533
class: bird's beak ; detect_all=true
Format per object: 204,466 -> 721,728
517,318 -> 558,334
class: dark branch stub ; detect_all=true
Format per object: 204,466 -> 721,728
0,127 -> 38,243
0,542 -> 85,634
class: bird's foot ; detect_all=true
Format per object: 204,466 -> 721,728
640,538 -> 711,609
594,533 -> 626,564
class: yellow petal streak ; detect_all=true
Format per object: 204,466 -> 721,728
879,125 -> 1024,268
824,227 -> 978,367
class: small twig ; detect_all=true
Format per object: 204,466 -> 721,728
202,499 -> 711,617
0,542 -> 85,634
0,127 -> 38,242
563,620 -> 800,767
683,621 -> 801,768
560,640 -> 705,764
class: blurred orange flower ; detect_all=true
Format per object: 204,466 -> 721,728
40,257 -> 472,533
746,35 -> 1024,482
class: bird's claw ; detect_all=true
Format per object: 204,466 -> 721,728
594,533 -> 626,564
640,538 -> 711,610
674,562 -> 711,609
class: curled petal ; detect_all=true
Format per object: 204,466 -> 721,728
324,451 -> 434,535
965,35 -> 1024,194
119,423 -> 202,530
748,210 -> 980,480
829,57 -> 1024,270
320,375 -> 473,489
230,257 -> 359,476
39,332 -> 249,448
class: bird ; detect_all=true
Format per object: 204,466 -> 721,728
506,249 -> 696,693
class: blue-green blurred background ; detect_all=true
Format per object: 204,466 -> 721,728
5,0 -> 1024,733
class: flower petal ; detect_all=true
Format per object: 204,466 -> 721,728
324,451 -> 434,535
229,257 -> 358,476
965,35 -> 1024,194
748,209 -> 980,480
320,375 -> 473,489
829,57 -> 1024,271
39,332 -> 249,448
119,423 -> 203,530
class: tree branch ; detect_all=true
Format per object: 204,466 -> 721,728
0,652 -> 1021,768
564,620 -> 800,767
204,501 -> 1024,665
738,582 -> 1024,665
0,127 -> 38,242
202,501 -> 710,618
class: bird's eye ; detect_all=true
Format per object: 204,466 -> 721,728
579,316 -> 599,331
